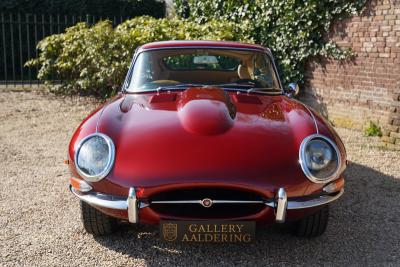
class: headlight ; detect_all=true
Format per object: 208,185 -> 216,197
299,134 -> 341,183
74,133 -> 115,182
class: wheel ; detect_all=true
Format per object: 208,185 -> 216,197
80,201 -> 117,236
294,206 -> 329,238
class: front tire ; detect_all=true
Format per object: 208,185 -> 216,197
294,206 -> 329,238
80,201 -> 117,236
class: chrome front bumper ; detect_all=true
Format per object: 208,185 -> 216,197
70,186 -> 141,223
70,186 -> 344,224
265,188 -> 344,223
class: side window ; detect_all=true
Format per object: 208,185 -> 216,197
253,54 -> 275,88
130,53 -> 154,89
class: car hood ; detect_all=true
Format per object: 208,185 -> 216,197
91,88 -> 319,195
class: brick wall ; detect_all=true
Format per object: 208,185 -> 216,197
302,0 -> 400,149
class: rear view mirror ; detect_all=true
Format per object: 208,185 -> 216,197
285,83 -> 300,98
193,55 -> 218,64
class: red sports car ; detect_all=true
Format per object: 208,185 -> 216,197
68,41 -> 346,242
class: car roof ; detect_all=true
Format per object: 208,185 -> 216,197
140,40 -> 269,52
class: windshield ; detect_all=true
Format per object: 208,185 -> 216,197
126,48 -> 281,93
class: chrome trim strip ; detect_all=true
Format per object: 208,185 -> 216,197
303,104 -> 319,134
73,133 -> 115,182
275,188 -> 287,223
128,188 -> 138,223
70,186 -> 127,210
139,46 -> 267,53
139,202 -> 149,209
265,189 -> 344,210
70,185 -> 149,212
267,51 -> 284,93
95,105 -> 106,133
151,200 -> 201,204
150,200 -> 265,204
121,47 -> 140,91
287,189 -> 344,209
299,134 -> 342,184
213,200 -> 264,204
70,185 -> 343,223
150,189 -> 343,210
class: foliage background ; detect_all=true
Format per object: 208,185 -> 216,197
27,17 -> 252,98
174,0 -> 367,85
27,0 -> 370,97
0,0 -> 165,18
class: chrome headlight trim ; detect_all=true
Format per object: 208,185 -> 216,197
74,133 -> 115,182
299,134 -> 341,183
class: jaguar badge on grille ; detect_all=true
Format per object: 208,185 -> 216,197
201,198 -> 213,208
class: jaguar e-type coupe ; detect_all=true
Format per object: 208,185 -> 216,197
68,41 -> 346,241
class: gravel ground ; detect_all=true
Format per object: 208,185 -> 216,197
0,90 -> 399,267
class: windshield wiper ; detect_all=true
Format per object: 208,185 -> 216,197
212,83 -> 280,94
213,83 -> 254,89
130,83 -> 280,94
155,83 -> 206,92
246,87 -> 280,94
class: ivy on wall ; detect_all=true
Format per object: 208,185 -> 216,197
174,0 -> 367,85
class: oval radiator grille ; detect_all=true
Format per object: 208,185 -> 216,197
149,188 -> 266,219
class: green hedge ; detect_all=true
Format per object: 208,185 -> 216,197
174,0 -> 367,85
26,16 -> 252,98
1,0 -> 165,18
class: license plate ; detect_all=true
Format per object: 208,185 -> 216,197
160,220 -> 255,243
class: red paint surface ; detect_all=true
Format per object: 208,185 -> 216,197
68,42 -> 346,224
69,88 -> 346,224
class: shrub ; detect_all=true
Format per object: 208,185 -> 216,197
27,21 -> 123,97
364,122 -> 382,137
174,0 -> 367,85
26,16 -> 252,98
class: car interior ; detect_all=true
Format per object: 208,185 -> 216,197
128,48 -> 280,90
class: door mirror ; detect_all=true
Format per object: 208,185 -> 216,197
285,83 -> 300,98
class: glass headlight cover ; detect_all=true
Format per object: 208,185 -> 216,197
74,133 -> 115,182
299,135 -> 341,183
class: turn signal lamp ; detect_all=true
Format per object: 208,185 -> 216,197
323,178 -> 345,193
70,177 -> 93,192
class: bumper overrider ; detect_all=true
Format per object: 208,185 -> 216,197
69,185 -> 344,224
